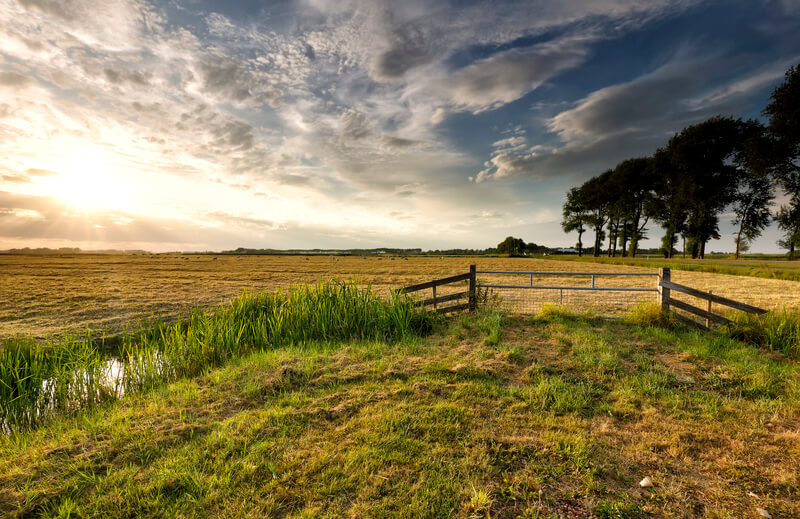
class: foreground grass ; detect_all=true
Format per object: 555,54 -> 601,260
2,309 -> 799,518
1,281 -> 432,433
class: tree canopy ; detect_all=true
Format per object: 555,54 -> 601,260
560,63 -> 800,259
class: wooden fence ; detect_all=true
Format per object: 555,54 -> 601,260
658,267 -> 767,328
401,266 -> 768,325
400,265 -> 476,314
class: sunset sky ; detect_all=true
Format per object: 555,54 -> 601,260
1,0 -> 798,252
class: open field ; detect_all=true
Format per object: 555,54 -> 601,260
549,255 -> 800,282
2,310 -> 798,518
2,254 -> 800,340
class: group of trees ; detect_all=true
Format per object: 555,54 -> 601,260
495,236 -> 549,256
562,64 -> 800,259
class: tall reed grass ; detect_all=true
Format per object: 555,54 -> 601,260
1,281 -> 433,433
725,307 -> 800,359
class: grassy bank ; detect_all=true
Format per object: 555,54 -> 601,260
0,281 -> 433,434
2,307 -> 799,517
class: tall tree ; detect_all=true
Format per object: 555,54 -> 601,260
729,120 -> 774,258
776,204 -> 800,259
561,187 -> 589,257
580,170 -> 613,257
612,157 -> 654,257
647,148 -> 690,258
731,174 -> 773,258
650,117 -> 743,258
764,64 -> 800,259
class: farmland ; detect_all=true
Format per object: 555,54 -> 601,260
2,254 -> 800,517
2,254 -> 799,340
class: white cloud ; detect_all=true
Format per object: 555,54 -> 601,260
444,40 -> 589,112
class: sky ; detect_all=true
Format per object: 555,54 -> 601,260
1,0 -> 799,253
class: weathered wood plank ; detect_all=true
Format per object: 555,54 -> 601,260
659,280 -> 767,315
671,310 -> 706,329
468,264 -> 476,312
401,272 -> 472,293
421,291 -> 467,307
669,298 -> 732,326
435,302 -> 470,314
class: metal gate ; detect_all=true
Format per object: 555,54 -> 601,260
475,269 -> 660,317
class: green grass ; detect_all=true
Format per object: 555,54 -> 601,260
0,280 -> 433,434
2,304 -> 799,517
725,307 -> 800,359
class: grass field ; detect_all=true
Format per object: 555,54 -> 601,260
2,254 -> 800,340
2,308 -> 798,518
549,254 -> 800,282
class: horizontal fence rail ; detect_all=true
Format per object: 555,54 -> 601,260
657,268 -> 767,329
400,265 -> 476,314
397,266 -> 771,326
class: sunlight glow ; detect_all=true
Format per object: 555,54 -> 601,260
46,150 -> 132,212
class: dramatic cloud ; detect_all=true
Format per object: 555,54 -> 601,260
0,0 -> 796,252
446,40 -> 590,112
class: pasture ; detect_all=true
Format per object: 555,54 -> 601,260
2,254 -> 799,340
2,254 -> 800,517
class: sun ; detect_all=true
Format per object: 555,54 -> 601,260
46,150 -> 132,212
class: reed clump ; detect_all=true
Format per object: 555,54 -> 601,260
1,280 -> 433,433
725,307 -> 800,359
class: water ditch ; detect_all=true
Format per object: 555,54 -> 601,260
1,281 -> 434,434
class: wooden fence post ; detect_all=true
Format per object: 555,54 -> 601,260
659,268 -> 670,314
706,290 -> 712,329
469,264 -> 476,312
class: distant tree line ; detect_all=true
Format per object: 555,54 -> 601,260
221,247 -> 496,256
562,64 -> 800,259
2,247 -> 148,255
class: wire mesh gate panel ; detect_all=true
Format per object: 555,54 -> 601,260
475,270 -> 660,317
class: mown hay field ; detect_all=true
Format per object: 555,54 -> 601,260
2,254 -> 799,339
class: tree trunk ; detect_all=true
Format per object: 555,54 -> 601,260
594,227 -> 601,257
577,229 -> 584,257
699,240 -> 706,259
735,223 -> 744,259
